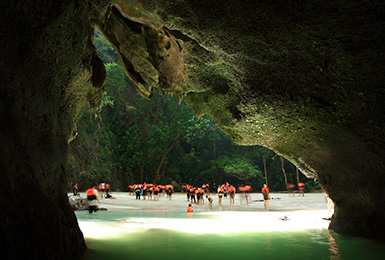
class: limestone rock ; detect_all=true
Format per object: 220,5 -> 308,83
68,195 -> 89,211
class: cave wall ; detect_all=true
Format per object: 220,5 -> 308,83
0,0 -> 109,259
1,0 -> 385,259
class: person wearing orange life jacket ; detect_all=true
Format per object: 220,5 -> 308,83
86,186 -> 100,214
206,195 -> 213,210
185,184 -> 191,201
187,204 -> 193,213
72,183 -> 78,196
261,184 -> 270,211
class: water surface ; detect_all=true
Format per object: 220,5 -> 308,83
77,210 -> 384,260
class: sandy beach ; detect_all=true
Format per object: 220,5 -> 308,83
74,191 -> 333,233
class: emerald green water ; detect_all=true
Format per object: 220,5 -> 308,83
77,211 -> 385,260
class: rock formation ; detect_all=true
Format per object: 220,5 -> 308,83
1,0 -> 385,259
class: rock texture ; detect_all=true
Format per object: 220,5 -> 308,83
0,0 -> 109,259
1,0 -> 385,259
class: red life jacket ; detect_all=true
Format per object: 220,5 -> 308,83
86,188 -> 94,196
187,206 -> 193,213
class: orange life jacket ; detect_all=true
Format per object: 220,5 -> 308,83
187,206 -> 193,213
86,188 -> 94,196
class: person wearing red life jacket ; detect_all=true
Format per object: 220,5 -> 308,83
72,183 -> 78,196
298,182 -> 305,197
261,184 -> 270,211
187,204 -> 193,213
86,186 -> 100,214
287,184 -> 295,197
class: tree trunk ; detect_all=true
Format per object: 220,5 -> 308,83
280,156 -> 288,189
212,132 -> 216,183
263,158 -> 269,186
296,167 -> 300,185
153,133 -> 181,184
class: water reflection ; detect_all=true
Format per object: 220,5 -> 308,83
328,232 -> 341,260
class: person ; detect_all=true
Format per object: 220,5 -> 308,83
105,183 -> 112,198
166,185 -> 173,200
134,184 -> 141,200
153,185 -> 160,201
217,185 -> 223,207
98,183 -> 105,199
229,185 -> 236,206
196,188 -> 201,205
86,185 -> 100,214
185,184 -> 191,201
287,184 -> 295,197
72,183 -> 78,196
187,204 -> 193,213
206,195 -> 213,210
261,184 -> 270,211
298,182 -> 305,197
142,182 -> 148,200
190,187 -> 196,204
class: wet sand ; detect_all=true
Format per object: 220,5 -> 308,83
75,191 -> 333,233
73,191 -> 330,212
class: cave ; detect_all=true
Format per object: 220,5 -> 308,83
1,0 -> 385,259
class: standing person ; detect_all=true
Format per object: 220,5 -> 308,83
166,185 -> 173,200
229,185 -> 236,206
98,183 -> 105,199
134,184 -> 141,200
142,182 -> 148,200
298,182 -> 305,197
190,187 -> 196,204
217,185 -> 223,207
72,183 -> 78,196
287,184 -> 295,197
153,185 -> 160,201
86,186 -> 100,214
186,184 -> 191,201
262,184 -> 270,211
196,188 -> 201,205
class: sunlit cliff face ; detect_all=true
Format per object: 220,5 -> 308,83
1,0 -> 385,259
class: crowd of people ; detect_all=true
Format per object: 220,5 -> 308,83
76,181 -> 316,214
